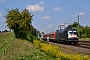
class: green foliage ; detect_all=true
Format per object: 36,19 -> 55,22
32,28 -> 37,36
68,22 -> 78,28
2,30 -> 9,32
0,32 -> 15,56
68,22 -> 90,38
26,31 -> 33,43
5,8 -> 34,39
26,30 -> 40,43
80,26 -> 90,38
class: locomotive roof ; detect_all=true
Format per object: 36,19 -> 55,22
64,27 -> 77,31
43,32 -> 56,35
43,27 -> 77,35
59,27 -> 77,32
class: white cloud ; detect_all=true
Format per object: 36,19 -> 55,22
0,0 -> 5,2
26,4 -> 44,12
42,15 -> 50,20
39,1 -> 44,5
0,12 -> 2,17
74,12 -> 85,16
53,7 -> 62,11
79,12 -> 85,16
26,2 -> 44,12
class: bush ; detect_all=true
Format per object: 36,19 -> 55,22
26,33 -> 33,43
2,30 -> 8,32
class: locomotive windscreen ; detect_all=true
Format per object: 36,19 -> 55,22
68,31 -> 78,38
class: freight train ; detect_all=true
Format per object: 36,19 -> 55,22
42,27 -> 79,45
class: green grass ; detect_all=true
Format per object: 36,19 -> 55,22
79,38 -> 90,40
0,32 -> 55,60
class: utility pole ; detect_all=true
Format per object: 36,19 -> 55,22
41,25 -> 43,39
77,15 -> 80,37
78,15 -> 80,26
42,25 -> 43,32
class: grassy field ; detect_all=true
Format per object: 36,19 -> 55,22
0,32 -> 55,60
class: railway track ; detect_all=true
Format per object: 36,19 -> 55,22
44,40 -> 90,55
47,40 -> 90,49
77,40 -> 90,49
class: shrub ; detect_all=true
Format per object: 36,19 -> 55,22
26,33 -> 33,43
33,40 -> 41,48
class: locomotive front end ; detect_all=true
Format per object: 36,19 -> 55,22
67,29 -> 79,45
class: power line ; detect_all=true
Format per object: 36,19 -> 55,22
62,0 -> 88,23
63,13 -> 90,27
66,17 -> 77,23
81,14 -> 90,19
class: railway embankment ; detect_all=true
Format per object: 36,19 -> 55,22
0,32 -> 55,60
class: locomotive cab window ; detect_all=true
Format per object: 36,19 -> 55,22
68,31 -> 77,35
68,31 -> 78,38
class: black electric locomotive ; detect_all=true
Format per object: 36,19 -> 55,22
56,27 -> 79,45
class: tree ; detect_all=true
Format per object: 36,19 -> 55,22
5,8 -> 34,39
68,22 -> 78,28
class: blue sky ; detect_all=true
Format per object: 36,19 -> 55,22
0,0 -> 90,33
